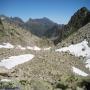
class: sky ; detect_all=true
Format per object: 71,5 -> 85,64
0,0 -> 90,24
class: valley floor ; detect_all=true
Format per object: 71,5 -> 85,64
0,40 -> 90,90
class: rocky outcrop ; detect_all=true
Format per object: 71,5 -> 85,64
63,7 -> 90,38
0,19 -> 4,30
26,17 -> 56,37
46,7 -> 90,44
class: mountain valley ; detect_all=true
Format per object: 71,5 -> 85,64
0,7 -> 90,90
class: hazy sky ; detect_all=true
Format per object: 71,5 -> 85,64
0,0 -> 90,24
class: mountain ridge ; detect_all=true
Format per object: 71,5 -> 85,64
44,7 -> 90,44
0,7 -> 90,90
0,7 -> 90,45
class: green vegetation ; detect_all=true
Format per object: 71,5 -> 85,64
0,82 -> 16,88
1,75 -> 89,90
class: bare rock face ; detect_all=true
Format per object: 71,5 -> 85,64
0,19 -> 4,30
26,17 -> 56,37
68,7 -> 90,28
44,7 -> 90,44
0,67 -> 9,77
63,7 -> 90,38
57,22 -> 90,49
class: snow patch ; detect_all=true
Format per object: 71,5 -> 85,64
43,47 -> 51,50
56,40 -> 90,57
26,46 -> 33,50
0,54 -> 34,69
16,45 -> 41,51
56,40 -> 90,70
86,58 -> 90,69
33,46 -> 41,50
0,43 -> 51,51
72,67 -> 88,77
0,17 -> 5,20
27,46 -> 41,51
0,43 -> 14,49
16,45 -> 26,50
0,79 -> 11,82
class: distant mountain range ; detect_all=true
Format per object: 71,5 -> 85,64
0,7 -> 90,90
25,17 -> 56,37
0,7 -> 90,45
0,15 -> 57,37
0,17 -> 53,47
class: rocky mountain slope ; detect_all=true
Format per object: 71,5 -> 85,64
0,18 -> 53,47
0,15 -> 25,28
57,22 -> 90,48
26,17 -> 56,37
0,23 -> 90,90
0,19 -> 4,37
0,7 -> 90,90
0,15 -> 57,37
1,7 -> 89,45
44,7 -> 90,44
44,24 -> 64,44
63,7 -> 90,39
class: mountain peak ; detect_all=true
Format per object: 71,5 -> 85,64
79,7 -> 89,11
10,17 -> 24,23
27,17 -> 54,23
68,7 -> 90,27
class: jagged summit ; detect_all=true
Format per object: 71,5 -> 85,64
26,17 -> 56,37
43,7 -> 90,44
68,7 -> 90,28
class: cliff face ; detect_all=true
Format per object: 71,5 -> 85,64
0,19 -> 4,30
48,7 -> 90,44
0,7 -> 90,45
63,7 -> 90,38
25,17 -> 56,37
68,7 -> 90,28
0,19 -> 5,38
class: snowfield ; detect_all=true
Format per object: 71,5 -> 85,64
56,40 -> 90,70
0,43 -> 14,49
72,67 -> 88,76
0,54 -> 34,69
56,40 -> 90,57
1,40 -> 90,76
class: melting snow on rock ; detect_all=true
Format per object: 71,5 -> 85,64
72,67 -> 88,76
0,54 -> 34,69
0,42 -> 52,51
43,47 -> 51,50
56,40 -> 90,73
56,40 -> 90,57
26,46 -> 41,50
0,43 -> 14,49
0,79 -> 11,82
15,45 -> 26,50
